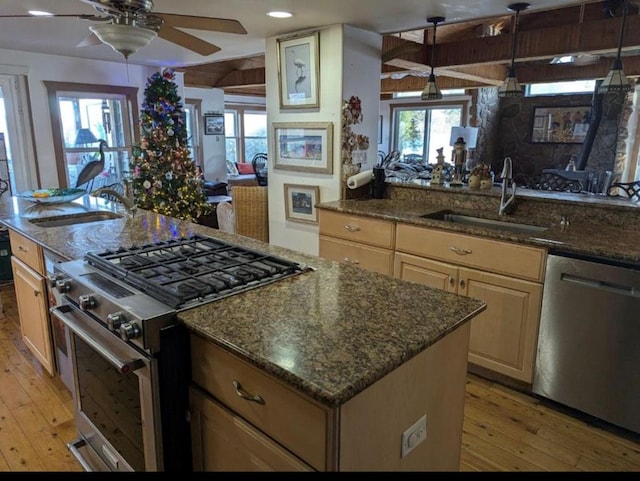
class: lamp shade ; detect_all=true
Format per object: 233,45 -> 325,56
74,128 -> 99,146
90,23 -> 157,58
449,127 -> 478,149
421,73 -> 443,100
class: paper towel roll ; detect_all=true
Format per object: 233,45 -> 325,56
347,170 -> 373,189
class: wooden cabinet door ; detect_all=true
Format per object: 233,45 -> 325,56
189,387 -> 313,472
459,267 -> 542,383
393,252 -> 458,293
11,256 -> 55,376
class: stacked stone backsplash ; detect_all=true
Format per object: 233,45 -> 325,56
386,183 -> 640,230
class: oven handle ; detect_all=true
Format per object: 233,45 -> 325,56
51,306 -> 145,374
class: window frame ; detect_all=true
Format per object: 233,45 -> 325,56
44,81 -> 139,188
224,104 -> 266,164
390,98 -> 470,160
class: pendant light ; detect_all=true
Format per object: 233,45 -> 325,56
421,16 -> 445,101
599,0 -> 632,94
498,3 -> 530,98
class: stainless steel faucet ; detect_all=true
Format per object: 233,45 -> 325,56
498,157 -> 517,215
91,183 -> 136,215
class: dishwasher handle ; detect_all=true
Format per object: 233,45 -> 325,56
560,273 -> 639,298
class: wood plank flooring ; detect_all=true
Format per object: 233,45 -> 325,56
0,281 -> 638,472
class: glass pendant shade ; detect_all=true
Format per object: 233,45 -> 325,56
421,16 -> 445,101
599,1 -> 632,95
498,67 -> 524,97
498,3 -> 529,99
599,58 -> 632,94
90,23 -> 157,59
421,73 -> 443,100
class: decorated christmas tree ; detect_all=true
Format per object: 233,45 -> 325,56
130,68 -> 211,222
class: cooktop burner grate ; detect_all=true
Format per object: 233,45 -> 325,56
85,234 -> 310,309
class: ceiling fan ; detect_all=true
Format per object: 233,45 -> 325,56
0,0 -> 247,59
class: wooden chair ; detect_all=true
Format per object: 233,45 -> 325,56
215,201 -> 235,233
607,180 -> 640,201
232,186 -> 269,242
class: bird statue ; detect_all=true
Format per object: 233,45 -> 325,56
76,139 -> 108,191
290,50 -> 305,79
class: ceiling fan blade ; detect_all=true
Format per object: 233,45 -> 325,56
155,14 -> 247,35
0,14 -> 94,18
76,32 -> 103,48
158,26 -> 221,56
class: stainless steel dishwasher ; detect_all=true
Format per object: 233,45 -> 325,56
533,252 -> 640,434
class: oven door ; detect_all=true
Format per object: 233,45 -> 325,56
51,304 -> 161,472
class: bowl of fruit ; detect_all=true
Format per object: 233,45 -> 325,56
18,188 -> 87,204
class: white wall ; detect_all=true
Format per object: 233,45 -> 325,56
266,25 -> 382,256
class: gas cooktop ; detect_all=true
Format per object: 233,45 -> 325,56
85,234 -> 311,310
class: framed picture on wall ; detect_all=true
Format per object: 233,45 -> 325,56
531,106 -> 591,144
204,113 -> 225,135
284,183 -> 320,224
273,122 -> 333,174
276,31 -> 320,109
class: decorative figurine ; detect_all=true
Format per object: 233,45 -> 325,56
431,147 -> 446,185
450,137 -> 466,186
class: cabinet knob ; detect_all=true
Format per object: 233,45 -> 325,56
449,277 -> 455,286
459,279 -> 466,289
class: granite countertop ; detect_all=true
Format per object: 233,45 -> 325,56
0,195 -> 486,408
316,198 -> 640,265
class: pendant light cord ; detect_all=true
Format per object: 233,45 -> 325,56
615,0 -> 628,62
430,20 -> 439,76
510,9 -> 520,69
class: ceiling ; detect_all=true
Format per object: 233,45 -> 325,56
0,0 -> 636,95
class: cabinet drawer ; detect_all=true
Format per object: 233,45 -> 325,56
396,224 -> 546,282
320,236 -> 393,275
191,335 -> 328,471
318,210 -> 394,249
189,387 -> 313,471
9,229 -> 44,275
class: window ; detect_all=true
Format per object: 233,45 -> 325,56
184,98 -> 203,169
44,82 -> 139,189
224,106 -> 267,164
391,102 -> 466,162
526,80 -> 596,96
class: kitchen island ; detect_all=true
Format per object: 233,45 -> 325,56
0,194 -> 486,471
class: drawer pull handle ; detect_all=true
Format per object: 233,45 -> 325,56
450,246 -> 472,256
344,224 -> 361,232
18,245 -> 28,252
232,380 -> 265,405
343,258 -> 360,265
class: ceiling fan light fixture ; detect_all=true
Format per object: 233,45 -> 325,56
89,23 -> 157,59
421,16 -> 445,101
498,2 -> 529,99
599,0 -> 632,95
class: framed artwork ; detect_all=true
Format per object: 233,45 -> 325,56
273,122 -> 333,174
284,183 -> 320,224
276,31 -> 320,109
531,106 -> 591,144
204,113 -> 225,135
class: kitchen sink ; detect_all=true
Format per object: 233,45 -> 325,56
420,210 -> 548,234
28,211 -> 124,228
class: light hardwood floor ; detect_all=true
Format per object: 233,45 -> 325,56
0,281 -> 638,472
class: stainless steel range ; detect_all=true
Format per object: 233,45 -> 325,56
51,234 -> 310,472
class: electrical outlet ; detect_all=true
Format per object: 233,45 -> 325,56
401,415 -> 427,458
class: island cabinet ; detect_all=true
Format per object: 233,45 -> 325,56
189,323 -> 472,472
394,224 -> 546,384
8,228 -> 55,376
318,210 -> 395,275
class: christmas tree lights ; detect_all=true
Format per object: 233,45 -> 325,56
130,68 -> 211,222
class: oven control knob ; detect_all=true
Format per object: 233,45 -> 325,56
119,322 -> 141,341
78,294 -> 96,310
106,312 -> 126,331
48,273 -> 63,288
55,278 -> 72,293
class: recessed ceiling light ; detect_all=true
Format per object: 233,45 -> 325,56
28,10 -> 54,16
267,11 -> 293,19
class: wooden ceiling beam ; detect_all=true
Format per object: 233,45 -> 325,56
380,75 -> 486,94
